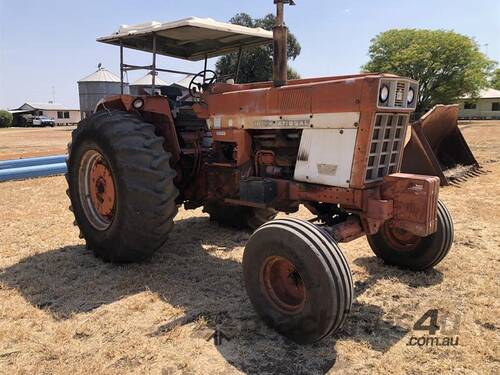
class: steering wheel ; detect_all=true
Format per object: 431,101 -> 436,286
189,70 -> 218,99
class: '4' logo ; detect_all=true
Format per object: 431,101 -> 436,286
413,309 -> 440,335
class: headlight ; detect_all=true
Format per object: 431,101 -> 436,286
379,85 -> 389,103
132,98 -> 145,109
407,87 -> 415,104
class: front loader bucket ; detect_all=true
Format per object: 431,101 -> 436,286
401,104 -> 482,186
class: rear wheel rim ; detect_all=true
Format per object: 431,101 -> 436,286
381,224 -> 421,251
78,149 -> 116,230
260,256 -> 306,314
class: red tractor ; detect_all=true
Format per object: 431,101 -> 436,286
67,1 -> 454,343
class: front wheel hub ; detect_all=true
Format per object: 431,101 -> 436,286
381,224 -> 421,251
260,256 -> 306,314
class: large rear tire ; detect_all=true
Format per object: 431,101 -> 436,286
66,110 -> 178,263
243,218 -> 353,344
204,203 -> 277,230
367,200 -> 453,270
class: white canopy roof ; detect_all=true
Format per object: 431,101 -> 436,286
97,17 -> 273,61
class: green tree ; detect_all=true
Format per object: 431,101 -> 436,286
363,29 -> 495,114
216,13 -> 301,83
490,68 -> 500,90
0,110 -> 13,128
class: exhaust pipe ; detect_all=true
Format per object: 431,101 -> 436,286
273,0 -> 294,87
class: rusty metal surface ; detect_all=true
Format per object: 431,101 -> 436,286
365,198 -> 393,221
329,216 -> 365,242
89,162 -> 116,219
288,182 -> 357,206
205,73 -> 391,96
224,198 -> 267,209
211,129 -> 252,166
380,173 -> 439,237
97,84 -> 439,241
260,255 -> 306,314
379,224 -> 422,251
200,77 -> 364,117
350,111 -> 376,188
97,95 -> 182,164
269,173 -> 439,239
201,74 -> 416,118
196,74 -> 416,192
205,165 -> 240,200
96,94 -> 441,242
401,105 -> 481,186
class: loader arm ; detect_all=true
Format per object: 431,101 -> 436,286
401,105 -> 481,185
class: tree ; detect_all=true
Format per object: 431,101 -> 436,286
490,68 -> 500,90
216,13 -> 301,83
363,29 -> 495,114
0,110 -> 13,128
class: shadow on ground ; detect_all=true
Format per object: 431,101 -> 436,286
0,216 -> 443,374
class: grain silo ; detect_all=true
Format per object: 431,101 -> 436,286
78,65 -> 128,119
130,72 -> 169,96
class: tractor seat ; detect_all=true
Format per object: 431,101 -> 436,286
160,86 -> 184,100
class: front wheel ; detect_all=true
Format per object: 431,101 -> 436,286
367,200 -> 454,270
243,218 -> 353,344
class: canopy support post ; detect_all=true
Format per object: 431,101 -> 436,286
120,40 -> 124,95
151,33 -> 157,94
203,55 -> 208,81
235,46 -> 243,83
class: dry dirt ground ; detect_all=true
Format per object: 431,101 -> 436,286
0,127 -> 74,160
0,122 -> 499,374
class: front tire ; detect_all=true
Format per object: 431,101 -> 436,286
67,110 -> 178,263
367,200 -> 454,270
243,218 -> 353,344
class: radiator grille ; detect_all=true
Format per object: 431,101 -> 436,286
365,113 -> 409,183
377,79 -> 418,110
394,82 -> 406,107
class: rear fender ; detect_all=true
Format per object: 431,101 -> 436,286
95,95 -> 181,164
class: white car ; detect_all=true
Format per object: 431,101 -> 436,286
32,116 -> 55,127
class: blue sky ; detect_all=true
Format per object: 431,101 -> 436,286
1,0 -> 499,109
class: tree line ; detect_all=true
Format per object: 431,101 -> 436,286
216,12 -> 498,116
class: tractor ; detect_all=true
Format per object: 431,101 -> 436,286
67,1 -> 454,344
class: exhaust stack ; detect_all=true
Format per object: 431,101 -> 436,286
273,0 -> 295,87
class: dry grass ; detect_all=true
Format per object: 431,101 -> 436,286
0,126 -> 74,160
0,122 -> 499,374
